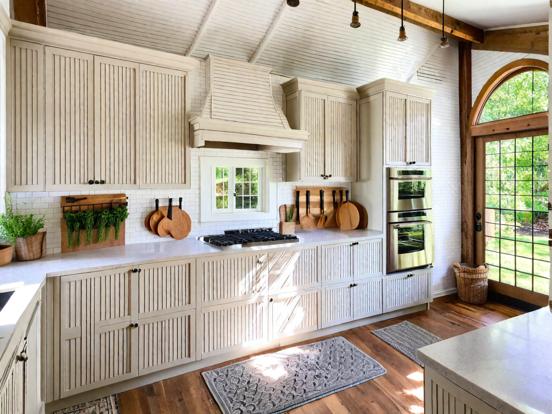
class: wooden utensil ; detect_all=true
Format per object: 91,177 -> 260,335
338,190 -> 360,231
156,198 -> 173,237
324,190 -> 338,228
279,204 -> 286,222
169,197 -> 192,240
300,190 -> 317,230
149,200 -> 166,235
351,201 -> 368,229
335,190 -> 344,227
144,199 -> 158,232
317,189 -> 326,228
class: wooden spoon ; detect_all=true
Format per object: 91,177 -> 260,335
317,189 -> 326,228
156,198 -> 173,237
300,190 -> 317,230
324,190 -> 338,228
338,190 -> 360,231
144,199 -> 158,232
279,204 -> 286,223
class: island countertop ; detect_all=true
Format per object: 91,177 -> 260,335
417,307 -> 552,414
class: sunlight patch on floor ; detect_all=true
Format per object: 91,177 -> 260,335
409,404 -> 424,414
407,371 -> 424,382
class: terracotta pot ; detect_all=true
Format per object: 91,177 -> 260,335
0,245 -> 14,266
15,231 -> 46,261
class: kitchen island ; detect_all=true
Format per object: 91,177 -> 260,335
418,307 -> 552,414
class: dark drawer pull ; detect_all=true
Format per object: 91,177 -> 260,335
351,242 -> 359,246
129,323 -> 139,328
131,268 -> 141,273
15,351 -> 28,363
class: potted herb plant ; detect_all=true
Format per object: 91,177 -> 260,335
0,198 -> 46,261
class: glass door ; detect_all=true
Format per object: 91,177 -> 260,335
479,134 -> 550,301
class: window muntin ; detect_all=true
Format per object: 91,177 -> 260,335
215,167 -> 229,210
479,69 -> 549,124
234,167 -> 259,210
484,135 -> 550,294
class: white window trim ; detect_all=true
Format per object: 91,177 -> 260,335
200,155 -> 276,222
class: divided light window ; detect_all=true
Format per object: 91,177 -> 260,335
215,167 -> 261,212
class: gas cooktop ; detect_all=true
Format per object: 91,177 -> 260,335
201,228 -> 299,248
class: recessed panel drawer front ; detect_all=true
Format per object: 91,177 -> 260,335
353,278 -> 383,319
383,269 -> 432,312
321,284 -> 352,328
269,290 -> 319,339
138,260 -> 195,317
138,310 -> 195,375
354,239 -> 384,279
320,243 -> 353,284
201,300 -> 267,359
268,247 -> 318,293
199,253 -> 268,305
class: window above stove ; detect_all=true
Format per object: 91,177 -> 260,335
200,155 -> 277,222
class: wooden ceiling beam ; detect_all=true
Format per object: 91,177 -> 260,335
473,25 -> 548,55
355,0 -> 484,44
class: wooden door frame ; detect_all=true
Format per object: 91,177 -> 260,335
470,58 -> 549,306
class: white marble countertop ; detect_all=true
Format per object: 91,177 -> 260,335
0,229 -> 382,359
417,307 -> 552,414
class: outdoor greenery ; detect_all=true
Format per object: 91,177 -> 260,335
480,69 -> 548,123
215,166 -> 260,210
63,206 -> 128,248
0,196 -> 44,245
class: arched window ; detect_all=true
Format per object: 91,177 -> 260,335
472,59 -> 550,305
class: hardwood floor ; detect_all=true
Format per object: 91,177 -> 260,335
118,296 -> 524,414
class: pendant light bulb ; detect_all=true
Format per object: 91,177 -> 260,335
439,0 -> 449,48
286,0 -> 299,7
350,0 -> 361,28
397,0 -> 407,41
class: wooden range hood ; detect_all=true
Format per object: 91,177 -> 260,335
189,56 -> 309,153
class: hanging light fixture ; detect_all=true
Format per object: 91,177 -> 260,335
397,0 -> 407,41
440,0 -> 450,48
287,0 -> 300,7
350,0 -> 361,28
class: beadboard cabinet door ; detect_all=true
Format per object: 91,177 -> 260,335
268,246 -> 319,293
325,96 -> 357,181
353,278 -> 383,320
7,40 -> 45,191
300,92 -> 326,180
0,348 -> 24,414
140,65 -> 189,188
407,97 -> 431,165
94,56 -> 139,187
353,239 -> 384,280
384,92 -> 407,166
59,267 -> 138,398
320,243 -> 353,284
383,269 -> 432,313
321,283 -> 352,328
45,47 -> 95,190
269,290 -> 319,339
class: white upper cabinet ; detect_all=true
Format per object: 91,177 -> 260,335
283,78 -> 358,182
8,26 -> 196,191
8,40 -> 45,191
358,79 -> 432,169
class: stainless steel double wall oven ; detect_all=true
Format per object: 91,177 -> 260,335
387,168 -> 433,273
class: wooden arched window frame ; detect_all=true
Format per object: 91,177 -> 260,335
470,58 -> 549,138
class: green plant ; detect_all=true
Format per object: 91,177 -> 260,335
285,205 -> 294,222
63,211 -> 82,248
0,197 -> 45,245
109,206 -> 129,240
95,209 -> 111,242
82,210 -> 95,244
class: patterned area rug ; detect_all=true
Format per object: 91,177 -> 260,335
372,320 -> 441,366
202,336 -> 386,414
53,395 -> 119,414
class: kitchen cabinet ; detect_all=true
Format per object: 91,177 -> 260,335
321,284 -> 353,328
268,247 -> 319,293
58,259 -> 195,397
358,79 -> 432,170
8,27 -> 195,191
269,290 -> 319,339
283,78 -> 358,182
383,268 -> 432,313
353,278 -> 383,319
0,345 -> 24,414
7,40 -> 45,191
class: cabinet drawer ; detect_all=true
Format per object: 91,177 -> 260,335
354,239 -> 383,279
320,243 -> 353,284
321,284 -> 352,328
269,290 -> 319,339
268,247 -> 318,293
138,260 -> 195,317
200,299 -> 267,359
199,253 -> 268,305
353,278 -> 383,319
383,269 -> 432,312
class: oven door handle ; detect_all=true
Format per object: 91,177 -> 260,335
392,221 -> 432,229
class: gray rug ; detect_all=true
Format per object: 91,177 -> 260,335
53,395 -> 118,414
202,336 -> 386,414
372,320 -> 441,366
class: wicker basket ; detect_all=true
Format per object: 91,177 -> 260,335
453,262 -> 488,305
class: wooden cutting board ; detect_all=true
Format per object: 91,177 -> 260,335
156,199 -> 174,237
351,201 -> 368,229
338,190 -> 360,231
169,198 -> 192,240
144,199 -> 159,232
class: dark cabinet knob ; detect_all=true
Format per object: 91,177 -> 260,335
131,268 -> 141,273
129,323 -> 139,328
16,351 -> 28,362
269,298 -> 274,302
88,179 -> 94,185
326,174 -> 332,178
94,180 -> 100,184
99,180 -> 106,185
350,242 -> 359,247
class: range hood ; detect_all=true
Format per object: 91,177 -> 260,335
189,56 -> 309,153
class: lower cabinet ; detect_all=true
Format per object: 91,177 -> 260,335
200,299 -> 267,359
269,290 -> 319,339
353,278 -> 383,319
383,269 -> 432,312
0,344 -> 25,414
